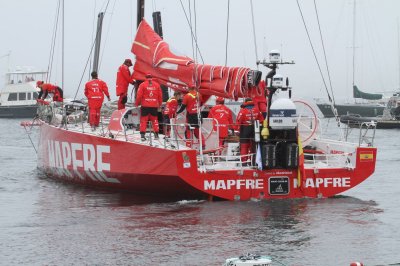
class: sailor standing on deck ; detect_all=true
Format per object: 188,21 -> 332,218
176,87 -> 205,149
116,59 -> 135,110
163,91 -> 182,138
208,97 -> 234,147
36,81 -> 64,102
250,80 -> 268,118
236,98 -> 264,165
84,71 -> 110,130
135,74 -> 163,141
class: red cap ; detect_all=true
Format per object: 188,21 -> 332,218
146,73 -> 152,79
216,97 -> 225,104
36,81 -> 44,87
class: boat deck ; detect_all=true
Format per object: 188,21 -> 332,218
62,119 -> 356,171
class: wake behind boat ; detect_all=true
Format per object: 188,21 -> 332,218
24,2 -> 378,201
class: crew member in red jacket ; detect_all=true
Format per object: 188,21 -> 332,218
116,59 -> 135,110
135,74 -> 163,141
84,71 -> 110,129
208,97 -> 234,147
176,87 -> 205,149
250,80 -> 268,118
36,81 -> 64,102
163,91 -> 182,138
236,98 -> 264,165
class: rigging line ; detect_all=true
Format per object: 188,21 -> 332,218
89,0 -> 98,80
193,0 -> 198,63
250,0 -> 259,69
398,18 -> 400,90
225,0 -> 230,66
62,0 -> 65,94
352,0 -> 356,87
98,0 -> 117,70
178,0 -> 204,64
188,0 -> 195,61
193,0 -> 200,88
73,0 -> 111,100
313,0 -> 335,104
360,3 -> 384,89
47,0 -> 61,82
296,0 -> 332,103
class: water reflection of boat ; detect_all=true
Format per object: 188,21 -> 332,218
0,68 -> 46,118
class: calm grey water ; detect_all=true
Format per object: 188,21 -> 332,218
0,118 -> 399,266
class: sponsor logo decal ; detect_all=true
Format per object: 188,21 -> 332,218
269,177 -> 289,195
295,177 -> 351,188
47,140 -> 120,183
204,179 -> 264,190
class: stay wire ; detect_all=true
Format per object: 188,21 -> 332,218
225,0 -> 230,66
178,0 -> 204,64
73,0 -> 111,100
313,0 -> 335,104
99,0 -> 117,69
250,0 -> 259,69
188,0 -> 195,61
89,0 -> 97,80
193,0 -> 198,63
296,0 -> 332,103
47,0 -> 61,83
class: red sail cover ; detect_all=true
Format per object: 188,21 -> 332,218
131,20 -> 252,99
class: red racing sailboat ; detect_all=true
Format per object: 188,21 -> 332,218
28,2 -> 377,201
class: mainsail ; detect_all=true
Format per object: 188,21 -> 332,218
131,20 -> 261,99
353,85 -> 383,100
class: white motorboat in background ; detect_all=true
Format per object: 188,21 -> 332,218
0,68 -> 46,118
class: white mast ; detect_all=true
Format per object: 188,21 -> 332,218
352,0 -> 356,89
397,18 -> 400,90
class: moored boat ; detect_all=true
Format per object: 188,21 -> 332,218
340,92 -> 400,129
0,68 -> 47,118
315,86 -> 386,118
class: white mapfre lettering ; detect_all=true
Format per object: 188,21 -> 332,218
47,140 -> 119,183
301,177 -> 351,188
204,179 -> 264,190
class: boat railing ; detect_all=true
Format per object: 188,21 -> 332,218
342,120 -> 377,147
198,153 -> 256,170
304,152 -> 354,169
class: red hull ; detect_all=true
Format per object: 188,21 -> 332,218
38,123 -> 377,201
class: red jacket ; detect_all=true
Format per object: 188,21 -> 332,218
116,64 -> 133,96
135,79 -> 162,108
85,79 -> 110,108
163,97 -> 179,118
235,101 -> 264,129
40,83 -> 63,102
42,83 -> 58,93
250,80 -> 268,111
208,104 -> 233,138
182,91 -> 201,114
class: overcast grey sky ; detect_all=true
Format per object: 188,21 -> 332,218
1,0 -> 400,101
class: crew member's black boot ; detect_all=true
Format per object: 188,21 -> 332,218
140,132 -> 146,141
